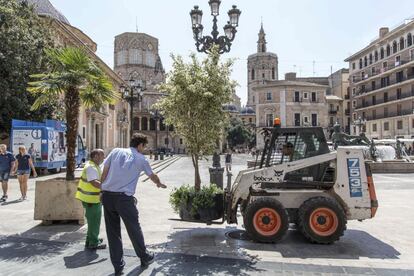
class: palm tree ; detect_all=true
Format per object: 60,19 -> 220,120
28,47 -> 118,180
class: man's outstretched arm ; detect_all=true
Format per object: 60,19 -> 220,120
149,173 -> 167,189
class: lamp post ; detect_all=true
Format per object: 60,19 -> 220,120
150,109 -> 162,159
190,0 -> 241,54
190,1 -> 241,189
120,78 -> 146,134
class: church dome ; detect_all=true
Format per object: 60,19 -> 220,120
21,0 -> 70,25
223,104 -> 238,112
240,106 -> 255,114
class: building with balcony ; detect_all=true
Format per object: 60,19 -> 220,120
254,72 -> 329,149
327,68 -> 350,134
346,20 -> 414,139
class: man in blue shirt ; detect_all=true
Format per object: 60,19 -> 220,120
101,134 -> 166,275
0,144 -> 16,202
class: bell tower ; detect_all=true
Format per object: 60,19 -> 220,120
257,23 -> 267,53
247,23 -> 278,108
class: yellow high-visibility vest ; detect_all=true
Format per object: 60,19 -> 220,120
75,161 -> 102,204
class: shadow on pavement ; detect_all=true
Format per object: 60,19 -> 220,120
63,250 -> 107,269
0,223 -> 83,263
1,199 -> 23,206
148,226 -> 400,262
125,252 -> 263,276
270,229 -> 401,259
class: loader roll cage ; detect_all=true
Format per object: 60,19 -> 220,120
259,126 -> 332,183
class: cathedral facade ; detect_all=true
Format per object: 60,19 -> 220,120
114,32 -> 186,153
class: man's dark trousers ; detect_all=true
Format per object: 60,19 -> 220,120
102,192 -> 148,271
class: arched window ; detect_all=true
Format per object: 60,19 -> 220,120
169,125 -> 174,131
272,67 -> 275,79
133,117 -> 140,130
374,50 -> 378,62
364,56 -> 368,67
400,37 -> 405,50
141,117 -> 148,131
149,118 -> 156,131
392,41 -> 397,54
407,33 -> 412,47
369,53 -> 373,64
380,47 -> 384,59
251,69 -> 255,80
359,58 -> 363,69
386,45 -> 391,56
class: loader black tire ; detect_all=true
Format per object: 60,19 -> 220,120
298,197 -> 347,244
243,198 -> 289,243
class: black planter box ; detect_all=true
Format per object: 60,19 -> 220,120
179,193 -> 224,222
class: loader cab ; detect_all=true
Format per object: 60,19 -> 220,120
260,123 -> 332,183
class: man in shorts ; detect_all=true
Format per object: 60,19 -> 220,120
0,144 -> 16,202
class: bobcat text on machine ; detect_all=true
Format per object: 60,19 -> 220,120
10,119 -> 87,173
215,118 -> 378,244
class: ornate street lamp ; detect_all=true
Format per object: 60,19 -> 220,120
190,1 -> 241,54
120,78 -> 146,133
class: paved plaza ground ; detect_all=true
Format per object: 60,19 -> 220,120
0,154 -> 414,275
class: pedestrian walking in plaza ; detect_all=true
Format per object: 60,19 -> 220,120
13,145 -> 37,201
0,144 -> 16,202
75,149 -> 106,250
101,133 -> 167,275
225,149 -> 232,172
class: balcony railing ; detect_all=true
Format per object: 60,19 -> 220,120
364,109 -> 414,121
344,94 -> 350,100
352,57 -> 414,84
355,73 -> 414,97
328,110 -> 338,115
356,90 -> 414,109
345,109 -> 350,116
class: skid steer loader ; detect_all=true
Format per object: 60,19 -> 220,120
222,118 -> 378,244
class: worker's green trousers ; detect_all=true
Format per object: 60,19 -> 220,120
82,202 -> 102,247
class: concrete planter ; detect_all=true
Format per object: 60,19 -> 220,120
34,177 -> 84,225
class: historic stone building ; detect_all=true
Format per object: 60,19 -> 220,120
254,72 -> 329,148
114,32 -> 186,153
247,24 -> 278,109
346,20 -> 414,139
24,0 -> 130,154
327,68 -> 351,135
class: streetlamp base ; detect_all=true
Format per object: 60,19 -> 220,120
209,167 -> 224,189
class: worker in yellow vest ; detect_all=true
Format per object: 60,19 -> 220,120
75,149 -> 106,250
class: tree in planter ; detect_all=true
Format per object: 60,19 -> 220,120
0,0 -> 59,139
226,117 -> 255,149
28,47 -> 118,180
156,48 -> 236,191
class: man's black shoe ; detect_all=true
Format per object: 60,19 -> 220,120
114,268 -> 124,276
141,252 -> 155,268
87,243 -> 107,250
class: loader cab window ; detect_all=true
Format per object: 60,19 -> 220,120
266,129 -> 328,166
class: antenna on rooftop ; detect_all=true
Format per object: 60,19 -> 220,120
135,16 -> 138,32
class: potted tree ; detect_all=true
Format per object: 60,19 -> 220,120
156,47 -> 235,221
28,47 -> 117,224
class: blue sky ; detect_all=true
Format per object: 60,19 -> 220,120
51,0 -> 414,105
